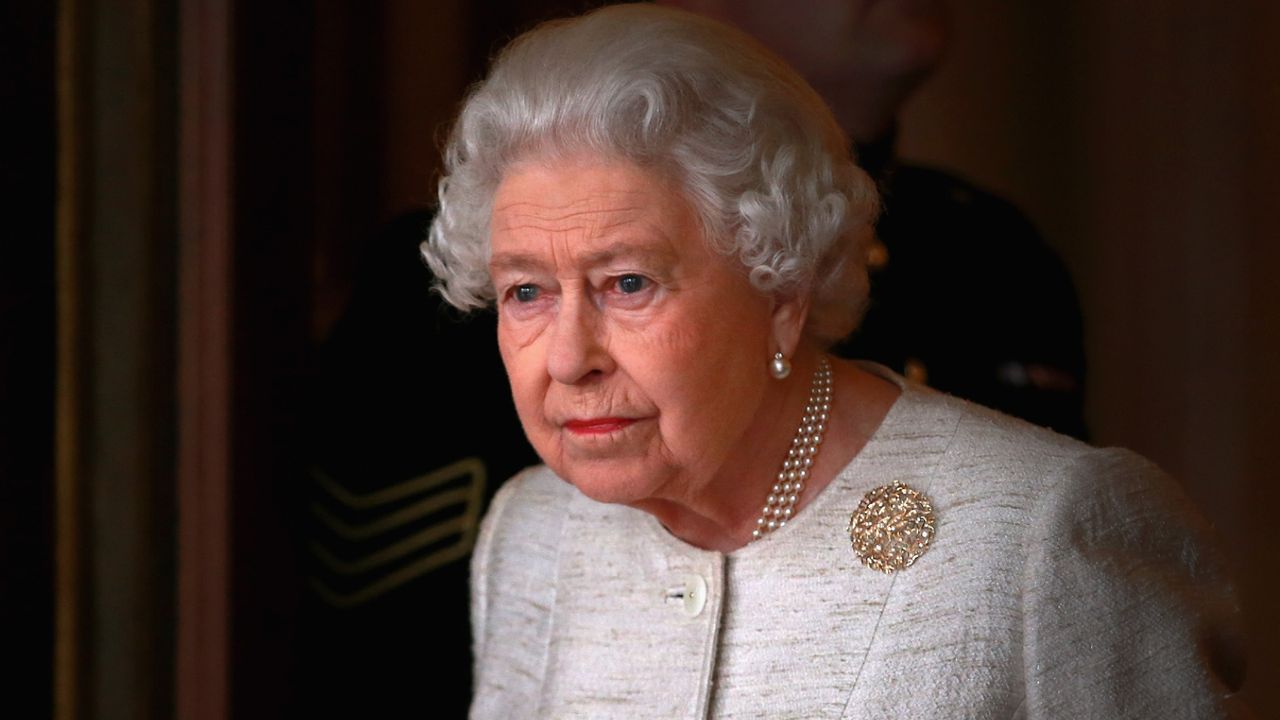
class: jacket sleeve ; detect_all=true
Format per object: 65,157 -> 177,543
1019,448 -> 1249,719
468,468 -> 568,719
469,477 -> 516,691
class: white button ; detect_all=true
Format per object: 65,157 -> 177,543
680,573 -> 707,617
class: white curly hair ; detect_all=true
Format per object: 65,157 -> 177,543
422,3 -> 880,343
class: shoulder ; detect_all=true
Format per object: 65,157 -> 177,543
470,465 -> 573,716
473,464 -> 572,582
484,463 -> 573,520
936,390 -> 1199,534
883,385 -> 1191,555
919,390 -> 1246,715
849,387 -> 1246,715
1012,447 -> 1247,716
831,382 -> 1095,583
893,381 -> 1090,476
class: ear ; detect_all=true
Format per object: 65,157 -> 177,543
770,291 -> 811,358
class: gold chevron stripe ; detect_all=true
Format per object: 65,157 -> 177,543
310,542 -> 474,608
306,457 -> 490,605
311,456 -> 485,510
309,514 -> 471,575
311,486 -> 472,541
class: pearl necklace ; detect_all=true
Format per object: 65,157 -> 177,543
751,355 -> 833,541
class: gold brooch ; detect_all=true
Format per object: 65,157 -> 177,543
848,481 -> 936,573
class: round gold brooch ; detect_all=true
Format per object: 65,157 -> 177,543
848,481 -> 936,574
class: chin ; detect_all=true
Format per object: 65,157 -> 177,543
555,458 -> 667,507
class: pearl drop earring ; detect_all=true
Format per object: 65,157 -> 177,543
769,352 -> 792,380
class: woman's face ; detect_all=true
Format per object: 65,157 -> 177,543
489,156 -> 788,506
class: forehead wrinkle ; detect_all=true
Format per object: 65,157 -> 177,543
493,207 -> 649,242
491,170 -> 691,275
495,202 -> 646,224
576,237 -> 679,268
493,217 -> 680,274
495,217 -> 639,237
493,186 -> 650,229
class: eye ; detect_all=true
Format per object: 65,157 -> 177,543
616,274 -> 649,294
513,284 -> 540,302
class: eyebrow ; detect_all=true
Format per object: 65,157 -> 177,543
488,240 -> 678,274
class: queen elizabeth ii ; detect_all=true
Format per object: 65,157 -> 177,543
422,5 -> 1246,718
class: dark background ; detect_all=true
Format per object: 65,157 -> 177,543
4,1 -> 1277,718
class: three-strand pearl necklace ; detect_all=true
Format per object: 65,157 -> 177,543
751,355 -> 833,541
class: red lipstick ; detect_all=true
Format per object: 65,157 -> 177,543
563,417 -> 637,435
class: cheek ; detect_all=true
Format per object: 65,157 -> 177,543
498,325 -> 547,424
631,302 -> 771,429
613,313 -> 699,353
498,309 -> 549,353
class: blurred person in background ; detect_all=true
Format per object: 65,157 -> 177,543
430,6 -> 1247,716
301,1 -> 1093,715
665,0 -> 1089,439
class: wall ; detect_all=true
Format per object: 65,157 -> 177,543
899,1 -> 1280,713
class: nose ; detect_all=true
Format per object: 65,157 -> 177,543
546,291 -> 614,385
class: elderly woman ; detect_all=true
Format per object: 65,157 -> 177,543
423,5 -> 1246,718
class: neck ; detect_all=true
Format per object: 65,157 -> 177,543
630,350 -> 897,553
629,349 -> 825,551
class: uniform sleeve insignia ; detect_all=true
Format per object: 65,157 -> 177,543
308,457 -> 486,607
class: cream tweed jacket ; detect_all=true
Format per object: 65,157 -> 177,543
469,372 -> 1247,719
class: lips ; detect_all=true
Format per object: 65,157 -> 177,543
562,417 -> 639,435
